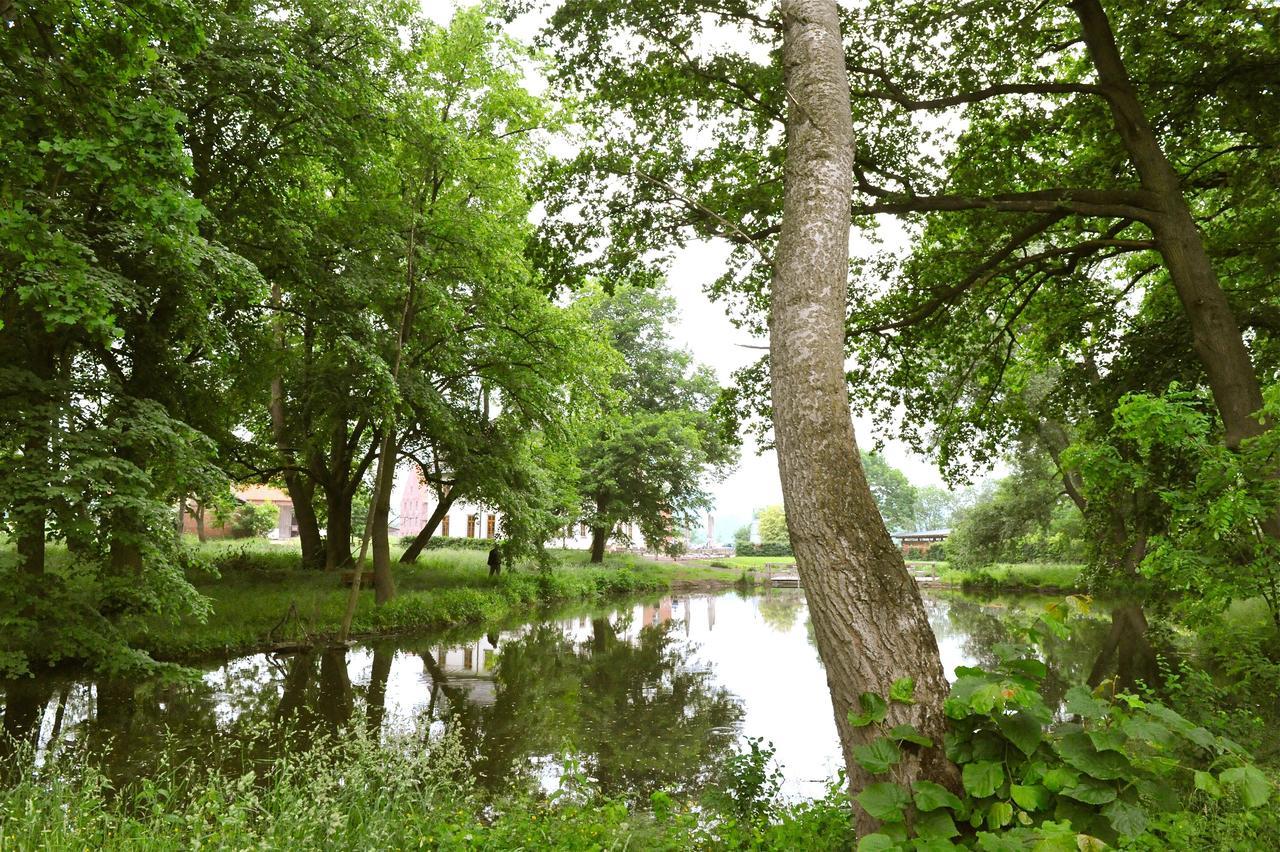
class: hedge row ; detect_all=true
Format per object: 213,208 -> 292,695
397,534 -> 495,551
734,542 -> 793,557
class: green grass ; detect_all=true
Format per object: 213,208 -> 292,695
937,561 -> 1085,592
686,555 -> 796,569
127,540 -> 711,661
0,725 -> 856,851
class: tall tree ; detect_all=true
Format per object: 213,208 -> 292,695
0,0 -> 258,674
768,0 -> 956,824
576,286 -> 735,562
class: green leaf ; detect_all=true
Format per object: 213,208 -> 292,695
913,839 -> 960,852
1056,732 -> 1130,780
856,782 -> 910,822
996,709 -> 1043,756
1193,770 -> 1221,798
962,761 -> 1005,798
1040,767 -> 1079,793
975,831 -> 1024,851
849,692 -> 889,727
1088,728 -> 1126,754
915,808 -> 960,839
1009,783 -> 1050,811
853,738 -> 902,775
1220,765 -> 1271,808
985,801 -> 1014,830
1102,800 -> 1148,836
857,834 -> 899,852
1063,686 -> 1107,720
1121,716 -> 1174,747
1061,778 -> 1117,805
1002,658 -> 1048,681
889,676 -> 916,704
889,724 -> 933,748
913,780 -> 964,812
968,682 -> 1006,714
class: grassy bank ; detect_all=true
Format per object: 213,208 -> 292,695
129,540 -> 723,661
0,726 -> 854,852
937,561 -> 1084,592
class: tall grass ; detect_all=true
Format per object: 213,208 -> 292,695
0,725 -> 854,851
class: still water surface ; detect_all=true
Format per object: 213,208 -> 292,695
1,589 -> 1119,799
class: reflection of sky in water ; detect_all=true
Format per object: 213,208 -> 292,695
5,591 -> 1108,801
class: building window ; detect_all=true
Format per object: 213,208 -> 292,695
486,514 -> 496,539
441,515 -> 450,537
467,514 -> 476,538
580,522 -> 588,537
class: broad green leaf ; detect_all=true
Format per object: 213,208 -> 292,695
1061,778 -> 1117,805
1009,783 -> 1050,811
890,724 -> 933,748
857,834 -> 899,852
1193,770 -> 1221,798
856,782 -> 910,822
915,808 -> 960,839
850,692 -> 889,727
853,738 -> 902,774
1102,800 -> 1148,836
962,761 -> 1005,798
1063,686 -> 1107,720
969,683 -> 1007,714
1056,732 -> 1130,780
889,676 -> 916,704
996,709 -> 1043,756
985,801 -> 1014,829
1040,767 -> 1079,793
1088,728 -> 1126,754
1220,765 -> 1271,807
913,780 -> 964,812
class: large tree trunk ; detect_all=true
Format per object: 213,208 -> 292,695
324,487 -> 354,570
269,280 -> 325,569
195,503 -> 207,542
772,0 -> 957,830
1073,0 -> 1266,451
370,434 -> 399,604
589,526 -> 607,563
400,486 -> 459,563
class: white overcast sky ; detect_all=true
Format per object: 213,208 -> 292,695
419,1 -> 979,541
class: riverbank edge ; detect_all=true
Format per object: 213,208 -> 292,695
129,560 -> 745,666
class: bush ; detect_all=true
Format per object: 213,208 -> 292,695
926,542 -> 946,562
735,542 -> 793,557
422,535 -> 494,551
231,502 -> 279,538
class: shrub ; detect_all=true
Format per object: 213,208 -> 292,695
735,542 -> 793,557
231,502 -> 279,538
926,542 -> 946,562
425,535 -> 494,551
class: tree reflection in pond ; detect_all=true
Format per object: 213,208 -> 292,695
2,590 -> 1178,801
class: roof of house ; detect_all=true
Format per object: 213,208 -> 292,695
235,484 -> 292,505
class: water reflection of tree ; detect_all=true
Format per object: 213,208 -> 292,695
933,595 -> 1113,707
436,618 -> 743,800
758,590 -> 803,633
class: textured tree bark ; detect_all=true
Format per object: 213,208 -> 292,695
370,433 -> 399,604
324,487 -> 354,570
399,487 -> 459,563
589,526 -> 607,563
1073,0 -> 1266,451
195,503 -> 207,542
269,280 -> 325,569
772,0 -> 957,831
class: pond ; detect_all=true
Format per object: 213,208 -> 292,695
1,588 -> 1141,800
